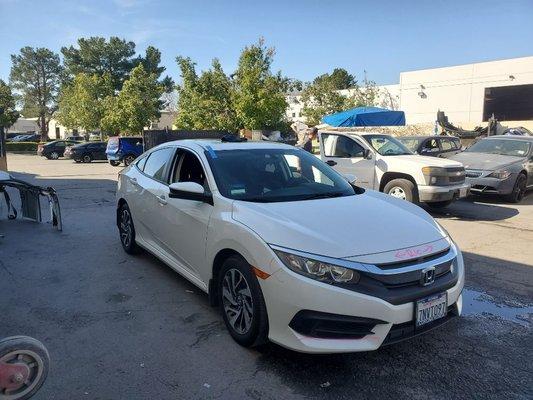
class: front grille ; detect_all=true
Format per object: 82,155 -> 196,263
445,167 -> 465,184
465,169 -> 483,178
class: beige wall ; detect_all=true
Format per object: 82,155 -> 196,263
399,56 -> 533,126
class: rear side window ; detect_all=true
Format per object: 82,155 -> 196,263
142,147 -> 175,182
322,134 -> 365,158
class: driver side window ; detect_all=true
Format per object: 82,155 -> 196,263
171,150 -> 209,190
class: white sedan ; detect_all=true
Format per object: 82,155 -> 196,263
115,139 -> 464,353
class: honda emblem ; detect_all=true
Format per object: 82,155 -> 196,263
420,266 -> 436,286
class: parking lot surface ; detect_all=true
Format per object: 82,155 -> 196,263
1,154 -> 532,400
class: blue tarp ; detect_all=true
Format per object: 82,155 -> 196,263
322,106 -> 405,127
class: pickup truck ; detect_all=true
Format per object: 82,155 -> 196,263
317,131 -> 470,208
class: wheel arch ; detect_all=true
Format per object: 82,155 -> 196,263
209,248 -> 246,307
379,172 -> 418,192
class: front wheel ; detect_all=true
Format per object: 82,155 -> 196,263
218,256 -> 268,347
109,160 -> 120,167
82,154 -> 92,163
383,178 -> 418,203
123,155 -> 136,166
505,173 -> 527,203
0,336 -> 50,399
49,151 -> 59,160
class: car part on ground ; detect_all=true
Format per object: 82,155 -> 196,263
115,139 -> 465,353
0,336 -> 49,399
0,171 -> 62,231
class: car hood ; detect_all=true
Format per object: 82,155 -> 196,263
450,152 -> 523,170
386,154 -> 463,168
232,191 -> 446,259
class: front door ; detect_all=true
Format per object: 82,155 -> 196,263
320,133 -> 376,188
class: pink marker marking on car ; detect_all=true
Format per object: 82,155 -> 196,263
395,244 -> 434,260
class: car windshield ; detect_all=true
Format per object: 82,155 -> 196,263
397,138 -> 423,152
362,135 -> 412,156
205,147 -> 358,203
466,139 -> 531,157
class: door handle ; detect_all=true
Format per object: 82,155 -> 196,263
326,160 -> 337,166
157,195 -> 167,205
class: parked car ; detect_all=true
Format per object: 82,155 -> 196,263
317,132 -> 470,208
450,135 -> 533,203
398,135 -> 462,158
502,127 -> 531,136
65,141 -> 108,163
37,140 -> 82,159
106,136 -> 143,166
6,132 -> 25,140
10,134 -> 40,142
65,135 -> 86,142
115,139 -> 465,353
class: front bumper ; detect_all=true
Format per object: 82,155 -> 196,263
260,246 -> 465,353
466,175 -> 516,195
418,182 -> 470,203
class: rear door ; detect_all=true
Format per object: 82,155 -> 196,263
319,133 -> 376,188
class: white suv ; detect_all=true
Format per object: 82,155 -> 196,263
319,131 -> 470,208
116,139 -> 464,353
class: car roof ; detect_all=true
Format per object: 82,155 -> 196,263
157,139 -> 294,152
483,135 -> 533,142
398,135 -> 459,140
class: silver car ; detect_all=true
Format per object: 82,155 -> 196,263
450,135 -> 533,203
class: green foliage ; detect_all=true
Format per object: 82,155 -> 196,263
301,74 -> 348,126
102,64 -> 164,135
9,47 -> 63,140
136,46 -> 174,92
232,39 -> 288,130
5,141 -> 39,152
175,57 -> 239,132
61,37 -> 136,91
345,76 -> 381,109
0,80 -> 19,128
57,73 -> 114,131
315,68 -> 356,90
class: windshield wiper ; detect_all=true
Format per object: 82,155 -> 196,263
300,192 -> 346,200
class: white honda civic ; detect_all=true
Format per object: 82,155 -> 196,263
115,139 -> 464,353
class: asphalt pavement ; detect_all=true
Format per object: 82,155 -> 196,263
1,154 -> 532,400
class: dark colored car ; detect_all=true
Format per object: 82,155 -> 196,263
64,141 -> 108,163
450,135 -> 533,203
37,140 -> 83,160
106,136 -> 144,166
398,135 -> 462,158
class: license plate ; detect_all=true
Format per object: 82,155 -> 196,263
459,187 -> 469,198
416,292 -> 447,327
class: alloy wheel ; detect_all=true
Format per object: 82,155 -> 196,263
82,155 -> 91,163
50,152 -> 59,160
222,268 -> 254,335
124,155 -> 135,166
119,209 -> 133,248
389,186 -> 407,200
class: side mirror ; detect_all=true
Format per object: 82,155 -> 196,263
363,149 -> 372,159
169,182 -> 213,205
344,174 -> 357,184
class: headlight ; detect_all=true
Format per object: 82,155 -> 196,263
488,169 -> 511,180
273,250 -> 360,284
422,166 -> 448,185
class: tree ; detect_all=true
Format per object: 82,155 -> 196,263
57,73 -> 114,133
0,80 -> 19,128
346,73 -> 381,109
10,47 -> 63,140
62,37 -> 136,91
301,73 -> 349,126
313,68 -> 356,90
232,39 -> 288,130
102,64 -> 164,135
136,46 -> 174,92
175,57 -> 238,132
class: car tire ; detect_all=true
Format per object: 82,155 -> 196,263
123,154 -> 136,166
427,200 -> 453,209
118,203 -> 141,255
49,151 -> 59,160
0,336 -> 50,399
505,173 -> 527,203
218,255 -> 269,347
109,160 -> 121,167
383,178 -> 418,203
82,154 -> 92,163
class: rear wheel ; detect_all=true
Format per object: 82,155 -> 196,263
118,203 -> 141,254
82,154 -> 92,163
109,160 -> 120,167
383,178 -> 418,203
123,154 -> 136,166
218,256 -> 268,347
49,151 -> 59,160
505,173 -> 527,203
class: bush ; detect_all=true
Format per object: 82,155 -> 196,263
5,141 -> 40,152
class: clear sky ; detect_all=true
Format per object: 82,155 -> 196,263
1,0 -> 532,85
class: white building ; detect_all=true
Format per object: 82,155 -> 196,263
287,56 -> 533,131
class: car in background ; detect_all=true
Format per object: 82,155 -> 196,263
106,136 -> 143,166
65,135 -> 86,142
502,127 -> 531,136
450,135 -> 533,203
318,131 -> 469,208
115,139 -> 464,353
398,135 -> 462,158
37,140 -> 83,160
64,141 -> 108,163
9,133 -> 41,142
